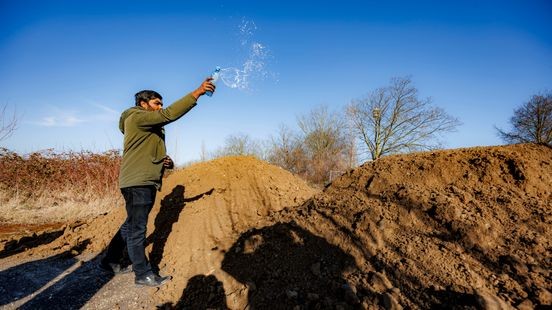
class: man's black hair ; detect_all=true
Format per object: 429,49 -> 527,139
135,90 -> 162,106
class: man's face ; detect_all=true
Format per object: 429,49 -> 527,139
140,98 -> 163,111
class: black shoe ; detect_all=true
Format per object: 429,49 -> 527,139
135,272 -> 172,287
98,260 -> 133,275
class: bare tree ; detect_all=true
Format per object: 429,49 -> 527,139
296,105 -> 355,184
200,140 -> 208,161
267,124 -> 308,175
266,106 -> 355,185
212,133 -> 266,159
1,104 -> 17,141
347,76 -> 461,160
496,92 -> 552,146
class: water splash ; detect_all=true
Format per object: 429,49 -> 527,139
238,18 -> 257,46
217,19 -> 274,92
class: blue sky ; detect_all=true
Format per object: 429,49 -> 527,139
1,0 -> 551,164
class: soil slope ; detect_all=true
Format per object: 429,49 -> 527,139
268,143 -> 551,309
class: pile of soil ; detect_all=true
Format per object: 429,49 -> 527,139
1,144 -> 550,309
144,156 -> 317,307
1,156 -> 317,309
267,143 -> 551,309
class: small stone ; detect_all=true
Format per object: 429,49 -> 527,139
525,256 -> 536,265
537,288 -> 552,305
323,297 -> 334,307
388,287 -> 400,299
371,272 -> 393,292
475,290 -> 511,310
516,299 -> 533,310
529,265 -> 546,275
343,284 -> 360,304
246,281 -> 256,292
310,262 -> 321,276
382,292 -> 402,310
286,290 -> 298,299
307,293 -> 319,301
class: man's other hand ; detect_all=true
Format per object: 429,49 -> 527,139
163,156 -> 175,169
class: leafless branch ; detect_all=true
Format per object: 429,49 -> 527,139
1,104 -> 18,142
496,92 -> 552,145
347,76 -> 461,160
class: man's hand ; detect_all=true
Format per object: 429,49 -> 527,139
163,156 -> 174,169
191,77 -> 216,99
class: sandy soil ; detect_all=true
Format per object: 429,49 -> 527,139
269,143 -> 551,309
0,145 -> 550,309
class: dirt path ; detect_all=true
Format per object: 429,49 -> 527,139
0,250 -> 158,309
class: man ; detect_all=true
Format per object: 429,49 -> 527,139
99,77 -> 215,287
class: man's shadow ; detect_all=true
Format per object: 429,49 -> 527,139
147,185 -> 214,272
158,274 -> 228,310
0,239 -> 98,308
18,248 -> 116,310
221,221 -> 362,309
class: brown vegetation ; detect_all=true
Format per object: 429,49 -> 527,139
216,106 -> 357,186
0,148 -> 122,223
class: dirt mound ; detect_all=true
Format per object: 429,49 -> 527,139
3,156 -> 317,308
267,143 -> 551,309
146,156 -> 317,306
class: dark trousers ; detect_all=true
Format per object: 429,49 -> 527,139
103,185 -> 157,277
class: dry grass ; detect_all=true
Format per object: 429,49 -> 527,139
0,148 -> 123,223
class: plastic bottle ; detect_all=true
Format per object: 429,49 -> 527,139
206,66 -> 221,97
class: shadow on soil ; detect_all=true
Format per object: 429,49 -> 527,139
159,274 -> 228,310
147,185 -> 214,272
296,197 -> 486,309
0,239 -> 93,308
16,245 -> 116,309
221,221 -> 361,309
0,228 -> 65,259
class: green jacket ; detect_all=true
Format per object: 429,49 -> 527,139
118,93 -> 197,190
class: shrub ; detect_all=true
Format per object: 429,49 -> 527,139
0,148 -> 122,222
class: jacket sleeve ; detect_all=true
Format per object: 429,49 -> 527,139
134,93 -> 198,128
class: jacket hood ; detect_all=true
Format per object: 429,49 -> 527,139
119,106 -> 142,134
